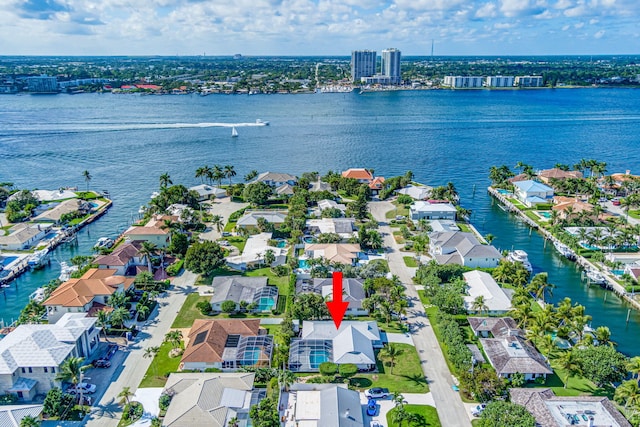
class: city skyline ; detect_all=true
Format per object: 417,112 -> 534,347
0,0 -> 639,56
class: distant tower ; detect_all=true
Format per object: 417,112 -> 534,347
431,40 -> 434,60
381,48 -> 402,84
351,50 -> 377,83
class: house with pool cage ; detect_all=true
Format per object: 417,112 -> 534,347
210,276 -> 279,313
288,321 -> 382,372
180,319 -> 273,372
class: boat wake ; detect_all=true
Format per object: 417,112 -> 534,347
8,121 -> 269,133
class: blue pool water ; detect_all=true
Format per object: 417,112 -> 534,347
302,236 -> 316,244
276,241 -> 286,248
242,347 -> 261,365
538,211 -> 552,219
497,189 -> 511,195
89,202 -> 99,208
310,350 -> 329,369
1,256 -> 18,267
298,259 -> 310,269
256,297 -> 275,311
613,269 -> 625,276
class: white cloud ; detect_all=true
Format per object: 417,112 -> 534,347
475,2 -> 497,18
594,29 -> 605,38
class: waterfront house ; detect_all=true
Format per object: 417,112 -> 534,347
305,218 -> 357,239
31,189 -> 78,202
280,384 -> 365,427
396,184 -> 433,200
410,201 -> 457,221
94,240 -> 146,276
289,321 -> 382,372
341,168 -> 373,183
552,198 -> 594,220
296,278 -> 367,316
429,231 -> 502,268
44,268 -> 135,323
315,199 -> 347,216
512,180 -> 554,207
537,168 -> 583,184
162,372 -> 264,427
189,184 -> 226,201
32,198 -> 88,224
123,224 -> 170,248
225,233 -> 287,271
251,172 -> 297,187
309,180 -> 333,193
275,183 -> 295,197
463,270 -> 512,315
180,320 -> 272,371
0,223 -> 52,251
510,388 -> 631,427
0,313 -> 99,401
469,317 -> 551,381
304,243 -> 362,266
210,276 -> 278,313
235,210 -> 287,229
368,177 -> 385,195
468,317 -> 522,338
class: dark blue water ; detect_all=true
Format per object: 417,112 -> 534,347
1,89 -> 640,353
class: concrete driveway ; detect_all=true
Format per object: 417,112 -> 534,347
384,332 -> 415,345
130,388 -> 163,426
198,198 -> 248,241
360,392 -> 435,425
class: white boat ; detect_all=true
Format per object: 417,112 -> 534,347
507,250 -> 533,272
59,261 -> 78,282
256,119 -> 269,126
553,240 -> 576,260
585,269 -> 607,285
150,191 -> 160,200
28,249 -> 49,269
29,287 -> 47,302
94,237 -> 114,249
231,126 -> 238,138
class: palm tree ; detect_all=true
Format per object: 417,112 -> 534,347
159,172 -> 172,189
137,304 -> 150,321
211,215 -> 224,233
380,344 -> 404,374
627,357 -> 640,380
118,386 -> 134,407
96,309 -> 111,342
615,379 -> 640,409
471,295 -> 488,315
594,326 -> 615,347
19,415 -> 39,427
195,166 -> 207,183
107,291 -> 128,309
557,349 -> 582,389
277,369 -> 296,391
392,391 -> 406,407
139,241 -> 158,272
223,165 -> 236,186
56,357 -> 87,405
484,233 -> 495,245
228,417 -> 239,427
82,170 -> 92,192
109,307 -> 131,329
212,165 -> 224,187
509,303 -> 533,328
144,346 -> 160,378
529,272 -> 555,304
164,330 -> 183,350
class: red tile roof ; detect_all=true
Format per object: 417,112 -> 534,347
342,168 -> 373,181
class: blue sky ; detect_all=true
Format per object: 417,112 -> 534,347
1,0 -> 638,55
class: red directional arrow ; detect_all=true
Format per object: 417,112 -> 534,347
326,271 -> 349,329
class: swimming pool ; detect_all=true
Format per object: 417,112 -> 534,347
255,297 -> 276,311
298,259 -> 310,269
309,350 -> 329,369
1,256 -> 18,267
241,347 -> 262,365
302,236 -> 316,244
538,211 -> 552,219
497,189 -> 511,195
276,240 -> 286,248
612,269 -> 625,276
89,202 -> 99,209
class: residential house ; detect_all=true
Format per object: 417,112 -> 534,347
43,268 -> 135,323
189,184 -> 226,201
235,210 -> 287,229
309,180 -> 333,193
341,168 -> 373,183
0,404 -> 44,427
296,278 -> 367,316
552,197 -> 594,220
510,388 -> 631,427
429,220 -> 460,233
512,180 -> 554,207
0,224 -> 52,251
468,317 -> 522,338
306,218 -> 357,239
304,243 -> 362,266
537,168 -> 583,184
32,199 -> 87,224
368,177 -> 385,195
429,231 -> 502,268
162,372 -> 265,427
225,233 -> 287,271
463,270 -> 512,315
410,201 -> 457,221
289,321 -> 382,372
0,313 -> 99,400
252,172 -> 297,187
94,241 -> 146,276
396,185 -> 433,200
469,317 -> 552,381
280,384 -> 364,427
316,199 -> 347,216
31,189 -> 78,202
210,276 -> 278,313
275,183 -> 295,197
123,224 -> 170,248
180,320 -> 272,371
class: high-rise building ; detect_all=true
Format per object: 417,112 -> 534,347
381,48 -> 402,84
351,50 -> 377,82
27,75 -> 58,93
485,76 -> 515,88
515,76 -> 543,87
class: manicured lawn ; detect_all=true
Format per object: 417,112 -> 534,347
171,294 -> 215,328
457,222 -> 471,233
524,210 -> 542,223
385,203 -> 410,219
403,256 -> 418,267
227,236 -> 247,252
387,405 -> 441,427
353,344 -> 428,394
526,362 -> 613,398
630,210 -> 640,220
246,268 -> 290,295
139,341 -> 181,388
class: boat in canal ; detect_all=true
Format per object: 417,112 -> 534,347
507,250 -> 533,272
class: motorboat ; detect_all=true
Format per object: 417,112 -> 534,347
94,237 -> 114,249
585,269 -> 607,285
59,261 -> 78,282
29,287 -> 47,302
553,240 -> 577,260
256,119 -> 269,126
28,249 -> 49,269
507,250 -> 533,272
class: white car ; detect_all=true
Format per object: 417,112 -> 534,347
364,388 -> 389,399
67,383 -> 97,395
471,403 -> 487,417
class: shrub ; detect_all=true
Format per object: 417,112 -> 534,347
159,394 -> 172,411
166,259 -> 184,276
319,362 -> 338,376
196,300 -> 212,315
338,363 -> 358,379
221,300 -> 237,313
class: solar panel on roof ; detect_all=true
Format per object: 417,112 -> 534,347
192,331 -> 208,346
225,334 -> 241,348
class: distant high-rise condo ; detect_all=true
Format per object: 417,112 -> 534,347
443,76 -> 484,88
351,50 -> 377,82
27,75 -> 58,93
515,76 -> 543,87
485,76 -> 515,88
381,48 -> 402,85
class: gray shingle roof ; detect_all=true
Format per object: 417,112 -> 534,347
210,276 -> 269,305
481,335 -> 552,376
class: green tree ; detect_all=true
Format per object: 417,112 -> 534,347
380,344 -> 404,374
211,215 -> 224,233
264,249 -> 275,266
196,300 -> 212,315
159,172 -> 173,189
248,395 -> 279,427
139,241 -> 158,272
626,356 -> 640,380
55,357 -> 86,387
471,295 -> 489,315
243,182 -> 273,206
164,330 -> 183,350
478,401 -> 536,427
224,165 -> 236,186
319,362 -> 338,376
574,344 -> 627,387
615,379 -> 640,410
557,349 -> 582,389
82,170 -> 92,192
118,386 -> 134,407
20,415 -> 39,427
245,170 -> 258,181
168,232 -> 189,256
338,363 -> 358,382
291,293 -> 330,321
143,346 -> 160,378
221,300 -> 237,313
43,387 -> 64,417
184,240 -> 226,274
109,306 -> 131,329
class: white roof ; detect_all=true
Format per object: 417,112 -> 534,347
513,180 -> 553,193
0,404 -> 44,427
0,313 -> 96,374
225,232 -> 286,265
463,270 -> 512,312
411,201 -> 457,213
290,384 -> 364,427
236,211 -> 287,226
317,199 -> 346,212
301,321 -> 380,341
396,185 -> 433,200
32,189 -> 78,202
306,218 -> 355,236
189,184 -> 226,198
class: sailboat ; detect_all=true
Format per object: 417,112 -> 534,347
231,126 -> 238,138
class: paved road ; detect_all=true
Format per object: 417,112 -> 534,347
85,271 -> 197,427
369,201 -> 472,427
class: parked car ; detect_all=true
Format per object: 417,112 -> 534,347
364,387 -> 389,399
105,344 -> 118,360
366,398 -> 377,416
471,403 -> 487,417
67,383 -> 97,395
612,198 -> 621,206
92,359 -> 111,368
370,422 -> 383,427
221,232 -> 232,237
